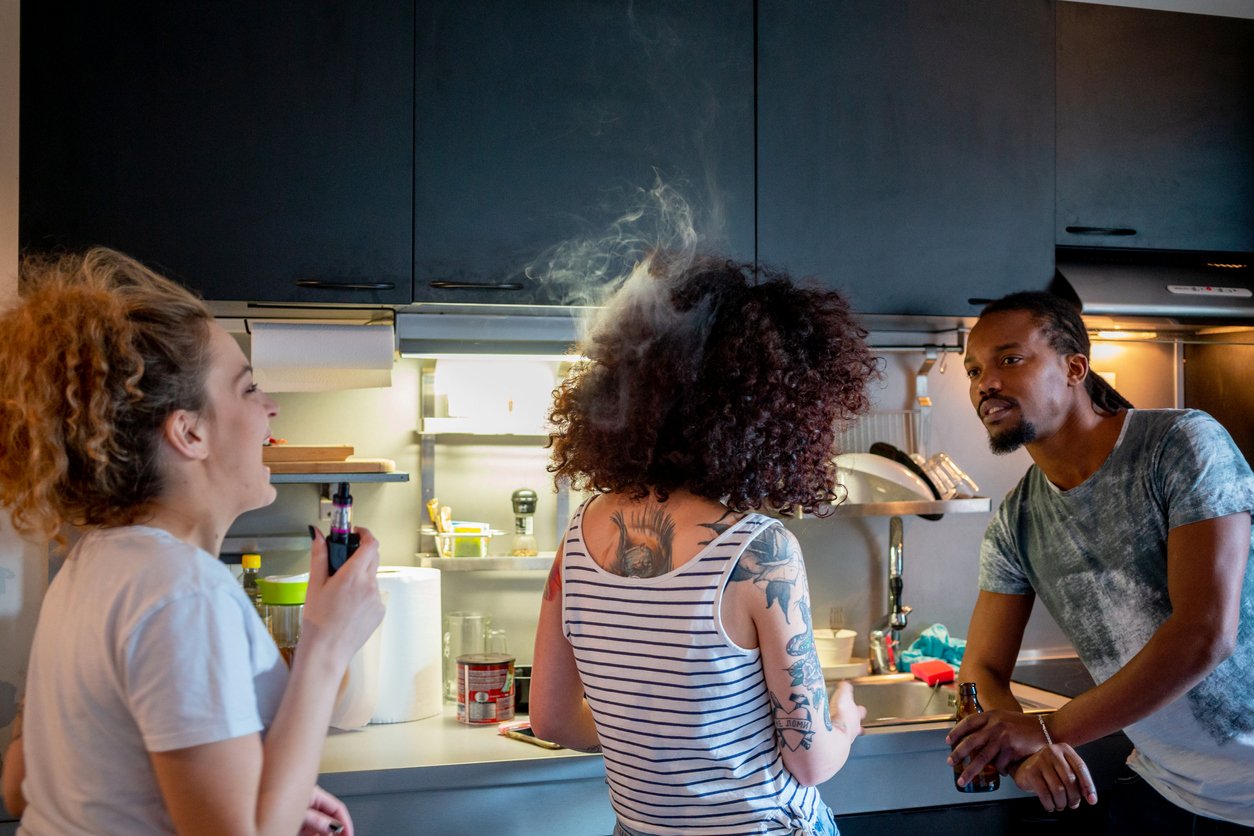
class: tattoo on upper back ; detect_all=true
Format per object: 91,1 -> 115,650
729,524 -> 834,739
697,509 -> 740,544
610,506 -> 676,578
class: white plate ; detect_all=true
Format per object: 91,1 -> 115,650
823,658 -> 869,680
834,453 -> 933,503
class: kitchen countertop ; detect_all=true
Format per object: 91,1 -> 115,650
320,681 -> 1071,777
315,681 -> 1081,828
319,705 -> 604,796
1,670 -> 1124,836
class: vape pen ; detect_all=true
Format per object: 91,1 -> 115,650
326,481 -> 360,574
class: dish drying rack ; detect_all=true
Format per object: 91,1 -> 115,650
826,345 -> 988,517
837,349 -> 943,459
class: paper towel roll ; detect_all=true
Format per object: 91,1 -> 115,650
371,566 -> 443,724
250,320 -> 395,392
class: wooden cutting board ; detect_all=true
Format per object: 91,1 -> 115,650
262,444 -> 354,463
266,458 -> 395,474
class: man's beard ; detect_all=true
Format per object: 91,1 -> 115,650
988,419 -> 1037,455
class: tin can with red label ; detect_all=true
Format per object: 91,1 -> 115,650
456,653 -> 515,725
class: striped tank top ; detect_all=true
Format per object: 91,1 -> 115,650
562,500 -> 829,835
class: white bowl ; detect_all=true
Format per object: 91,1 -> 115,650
834,453 -> 933,503
812,628 -> 857,666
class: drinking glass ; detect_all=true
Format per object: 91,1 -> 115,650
443,611 -> 489,700
486,628 -> 509,655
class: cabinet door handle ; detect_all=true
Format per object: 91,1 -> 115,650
427,280 -> 526,291
295,280 -> 397,291
1064,226 -> 1137,236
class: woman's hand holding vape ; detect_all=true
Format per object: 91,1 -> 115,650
302,526 -> 385,670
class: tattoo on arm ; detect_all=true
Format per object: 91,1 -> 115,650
731,525 -> 834,737
784,598 -> 833,733
728,524 -> 801,619
609,506 -> 676,578
543,557 -> 562,602
771,691 -> 817,752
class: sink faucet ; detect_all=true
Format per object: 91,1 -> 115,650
869,515 -> 911,674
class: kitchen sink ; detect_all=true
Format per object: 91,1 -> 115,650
832,674 -> 1049,728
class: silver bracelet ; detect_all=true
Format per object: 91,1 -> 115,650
1038,714 -> 1054,746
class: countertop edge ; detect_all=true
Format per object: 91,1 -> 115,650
315,683 -> 1073,809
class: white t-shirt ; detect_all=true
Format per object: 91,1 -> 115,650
18,526 -> 288,835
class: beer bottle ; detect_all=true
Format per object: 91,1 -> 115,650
953,681 -> 1000,793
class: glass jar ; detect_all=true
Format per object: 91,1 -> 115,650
257,574 -> 308,668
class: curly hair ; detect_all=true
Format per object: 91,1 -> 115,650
0,248 -> 214,542
548,256 -> 880,515
980,290 -> 1133,414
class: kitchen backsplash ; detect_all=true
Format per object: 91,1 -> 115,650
230,335 -> 1178,665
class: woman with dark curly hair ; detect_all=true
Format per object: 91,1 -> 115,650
531,255 -> 879,836
0,248 -> 384,835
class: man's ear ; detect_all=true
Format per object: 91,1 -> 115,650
1065,352 -> 1090,388
162,409 -> 210,462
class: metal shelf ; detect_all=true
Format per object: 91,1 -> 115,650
420,417 -> 549,437
269,472 -> 410,485
221,533 -> 312,554
416,432 -> 549,443
416,553 -> 555,572
826,497 -> 991,518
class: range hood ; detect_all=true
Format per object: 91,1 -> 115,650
395,304 -> 585,357
1051,246 -> 1254,321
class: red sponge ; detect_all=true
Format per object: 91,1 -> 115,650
911,659 -> 956,686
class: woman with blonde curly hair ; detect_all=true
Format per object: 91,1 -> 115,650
0,248 -> 384,835
531,255 -> 879,835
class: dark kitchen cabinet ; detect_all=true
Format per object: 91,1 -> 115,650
757,1 -> 1055,317
1184,342 -> 1254,469
20,1 -> 413,304
1057,4 -> 1254,252
412,1 -> 754,306
837,798 -> 1106,836
835,732 -> 1130,836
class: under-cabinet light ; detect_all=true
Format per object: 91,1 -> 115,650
1093,330 -> 1158,341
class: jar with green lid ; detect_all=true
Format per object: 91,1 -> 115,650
257,574 -> 308,668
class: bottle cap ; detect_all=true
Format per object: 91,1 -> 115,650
257,573 -> 309,605
241,553 -> 261,569
511,488 -> 538,515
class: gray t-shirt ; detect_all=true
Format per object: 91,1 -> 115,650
980,409 -> 1254,825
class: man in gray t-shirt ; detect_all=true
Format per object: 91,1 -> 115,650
948,291 -> 1254,831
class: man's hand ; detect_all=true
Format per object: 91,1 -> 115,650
1009,744 -> 1098,812
946,708 -> 1049,783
